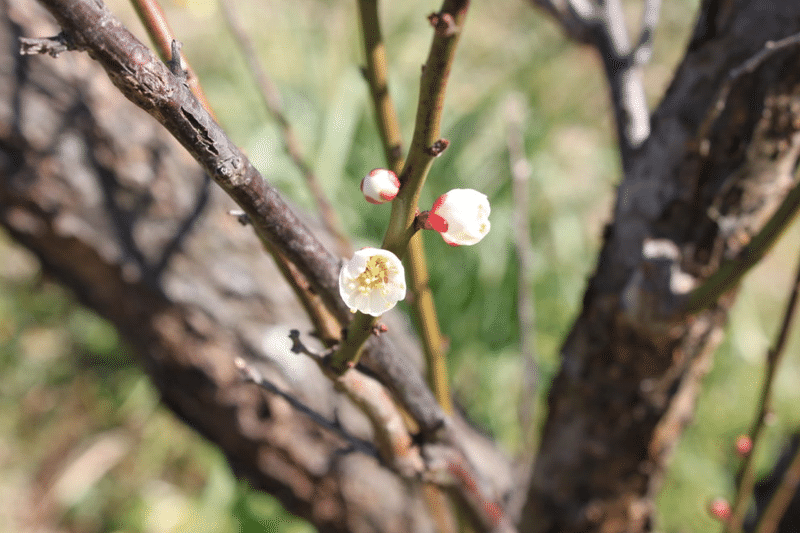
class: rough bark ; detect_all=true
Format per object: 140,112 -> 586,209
521,0 -> 800,531
0,1 -> 513,531
6,0 -> 800,531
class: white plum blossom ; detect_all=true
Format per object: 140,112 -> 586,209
360,168 -> 400,204
431,188 -> 491,246
339,248 -> 406,316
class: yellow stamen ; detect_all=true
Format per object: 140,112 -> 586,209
355,256 -> 394,295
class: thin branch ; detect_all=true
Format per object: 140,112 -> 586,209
127,0 -> 343,345
332,0 -> 471,373
219,0 -> 351,257
19,32 -> 72,56
506,93 -> 539,452
407,236 -> 453,414
357,0 -> 404,171
234,356 -> 379,459
356,0 -> 452,415
129,0 -> 213,114
526,0 -> 598,45
287,331 -> 424,478
630,0 -> 661,66
754,441 -> 800,533
723,252 -> 800,533
593,0 -> 650,164
527,0 -> 653,169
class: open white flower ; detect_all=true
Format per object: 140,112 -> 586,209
360,168 -> 400,204
431,188 -> 491,246
339,248 -> 406,316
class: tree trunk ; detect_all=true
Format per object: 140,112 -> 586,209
5,0 -> 800,531
521,0 -> 800,531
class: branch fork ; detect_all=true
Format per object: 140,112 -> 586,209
19,32 -> 74,56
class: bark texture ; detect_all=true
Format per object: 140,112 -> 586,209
5,0 -> 800,531
521,0 -> 800,531
0,1 -> 512,531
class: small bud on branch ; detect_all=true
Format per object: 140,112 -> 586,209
431,188 -> 491,246
428,12 -> 458,36
735,435 -> 753,457
360,168 -> 400,204
426,138 -> 450,157
709,498 -> 732,522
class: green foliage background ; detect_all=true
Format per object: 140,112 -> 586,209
1,0 -> 798,531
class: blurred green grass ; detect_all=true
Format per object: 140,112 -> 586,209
1,0 -> 798,531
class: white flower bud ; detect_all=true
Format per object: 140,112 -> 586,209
431,188 -> 491,246
360,169 -> 400,204
339,248 -> 406,316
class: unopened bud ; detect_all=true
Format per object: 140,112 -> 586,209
430,188 -> 491,246
360,169 -> 400,204
708,498 -> 731,522
735,435 -> 753,457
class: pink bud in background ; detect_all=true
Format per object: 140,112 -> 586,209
708,498 -> 731,522
735,435 -> 753,457
431,188 -> 491,246
360,169 -> 400,204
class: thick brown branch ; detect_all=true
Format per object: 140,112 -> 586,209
32,0 -> 346,321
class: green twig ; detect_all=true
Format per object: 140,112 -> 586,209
357,0 -> 451,411
407,233 -> 452,414
383,2 -> 469,254
753,442 -> 800,533
724,251 -> 800,533
357,0 -> 404,171
331,0 -> 470,374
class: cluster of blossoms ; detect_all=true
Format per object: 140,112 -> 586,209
339,169 -> 492,316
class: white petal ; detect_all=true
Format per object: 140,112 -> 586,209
337,247 -> 406,316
